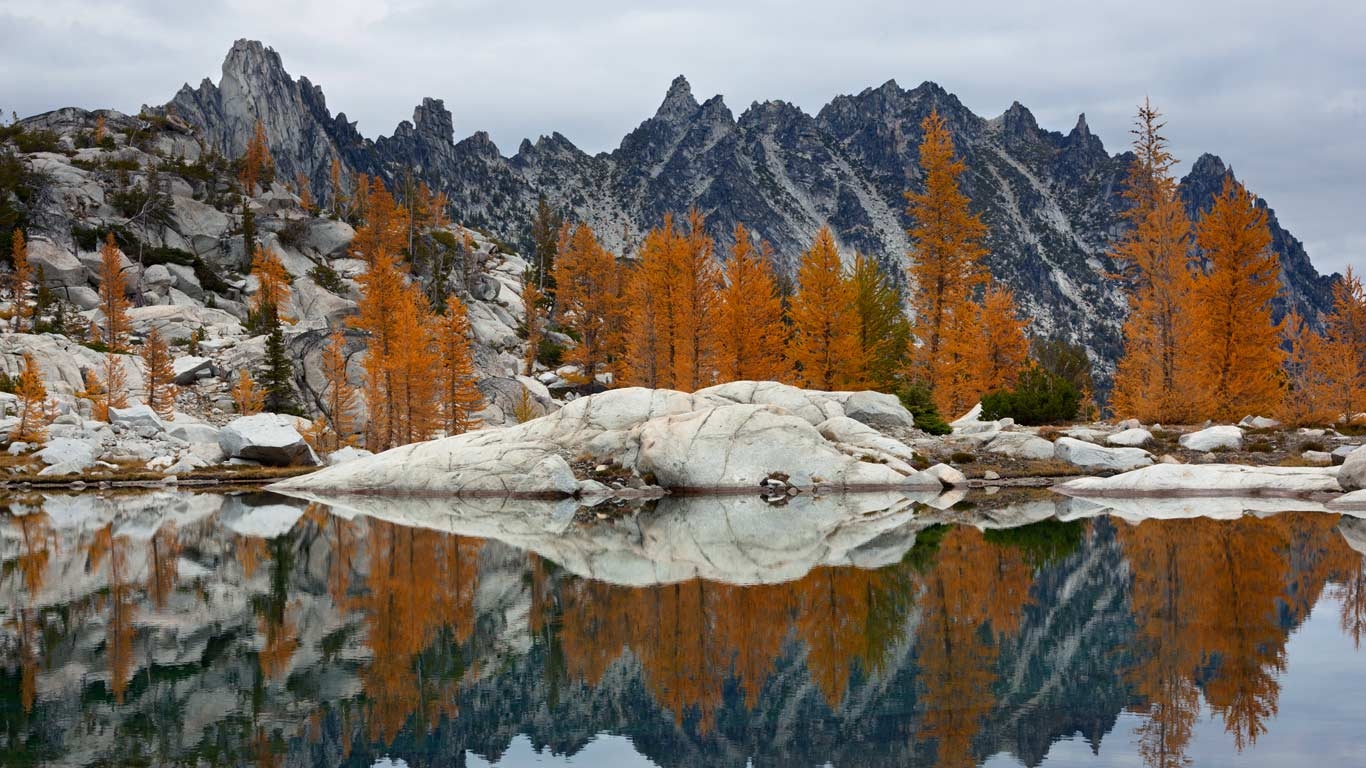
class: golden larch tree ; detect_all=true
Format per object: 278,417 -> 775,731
1111,101 -> 1200,423
139,327 -> 177,420
975,282 -> 1030,396
1190,179 -> 1283,421
312,331 -> 358,452
716,224 -> 790,383
97,233 -> 131,352
13,353 -> 55,443
250,245 -> 292,323
435,293 -> 484,436
295,171 -> 315,213
788,227 -> 860,389
329,156 -> 347,216
905,109 -> 988,381
1282,268 -> 1366,424
625,221 -> 679,388
553,223 -> 623,385
386,285 -> 441,447
239,119 -> 273,195
11,228 -> 30,332
232,368 -> 265,415
523,281 -> 545,377
671,209 -> 722,390
92,353 -> 129,422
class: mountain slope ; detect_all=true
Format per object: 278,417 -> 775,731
146,39 -> 1337,373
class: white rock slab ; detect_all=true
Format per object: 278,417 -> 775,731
1055,463 -> 1342,497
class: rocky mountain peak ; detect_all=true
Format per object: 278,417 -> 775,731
656,75 -> 700,121
1188,152 -> 1231,181
1000,100 -> 1040,138
412,97 -> 455,145
1071,112 -> 1092,138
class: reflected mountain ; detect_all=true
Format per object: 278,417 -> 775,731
2,490 -> 1365,767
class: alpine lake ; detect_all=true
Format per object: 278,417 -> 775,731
3,486 -> 1365,767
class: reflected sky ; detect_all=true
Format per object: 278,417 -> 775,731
2,489 -> 1365,767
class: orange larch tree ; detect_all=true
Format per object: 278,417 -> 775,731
139,327 -> 177,420
905,109 -> 988,384
232,368 -> 265,415
553,223 -> 622,385
625,220 -> 679,388
434,293 -> 484,436
788,226 -> 860,389
249,245 -> 293,325
716,224 -> 790,383
239,119 -> 274,195
329,156 -> 347,217
295,171 -> 316,213
672,209 -> 722,390
97,233 -> 131,352
1190,179 -> 1284,421
522,281 -> 545,377
974,282 -> 1030,396
313,331 -> 358,452
1111,101 -> 1199,423
1283,268 -> 1366,423
386,287 -> 441,446
11,228 -> 30,332
13,353 -> 55,443
92,353 -> 129,422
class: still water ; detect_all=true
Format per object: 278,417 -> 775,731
2,489 -> 1365,767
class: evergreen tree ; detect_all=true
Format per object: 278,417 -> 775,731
553,223 -> 623,385
435,294 -> 484,435
529,196 -> 562,295
258,313 -> 298,414
850,252 -> 910,391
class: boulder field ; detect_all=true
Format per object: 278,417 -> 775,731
270,382 -> 945,497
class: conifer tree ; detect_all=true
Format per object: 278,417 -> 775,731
10,229 -> 29,332
13,353 -> 55,443
249,245 -> 292,328
529,196 -> 562,295
94,114 -> 106,145
329,156 -> 347,217
935,291 -> 987,416
673,209 -> 722,390
258,314 -> 297,414
905,109 -> 988,381
975,282 -> 1031,396
96,233 -> 130,352
139,328 -> 177,420
849,252 -> 910,391
311,331 -> 358,452
1190,178 -> 1283,421
1283,269 -> 1366,423
92,354 -> 129,422
435,294 -> 484,435
386,287 -> 441,445
1111,101 -> 1199,423
232,369 -> 264,415
239,119 -> 273,195
240,199 -> 258,271
295,172 -> 315,213
625,221 -> 677,388
349,180 -> 409,268
716,225 -> 789,383
788,227 -> 860,389
523,281 -> 545,377
553,223 -> 622,385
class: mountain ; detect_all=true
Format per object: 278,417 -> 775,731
148,39 -> 1337,372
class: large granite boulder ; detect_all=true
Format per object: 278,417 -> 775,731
218,414 -> 319,466
1054,436 -> 1153,471
1340,445 -> 1366,491
1179,425 -> 1244,452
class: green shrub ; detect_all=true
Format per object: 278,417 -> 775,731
949,451 -> 976,464
1246,439 -> 1273,453
981,365 -> 1082,426
308,263 -> 347,295
537,339 -> 565,368
896,382 -> 951,435
277,218 -> 309,249
983,519 -> 1084,567
14,130 -> 61,154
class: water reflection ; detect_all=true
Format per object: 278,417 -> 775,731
2,490 -> 1365,767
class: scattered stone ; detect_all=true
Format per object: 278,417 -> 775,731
1302,450 -> 1333,466
1179,425 -> 1243,452
326,446 -> 373,465
1054,436 -> 1153,471
924,463 -> 967,487
984,431 -> 1056,460
110,404 -> 167,433
1107,428 -> 1153,447
1056,463 -> 1342,496
983,470 -> 1001,481
1239,415 -> 1282,429
172,356 -> 215,385
1340,446 -> 1366,491
36,437 -> 96,470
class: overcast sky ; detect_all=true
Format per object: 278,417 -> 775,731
2,0 -> 1362,274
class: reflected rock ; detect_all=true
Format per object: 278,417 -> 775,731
1054,463 -> 1341,497
283,490 -> 936,586
1057,494 -> 1329,523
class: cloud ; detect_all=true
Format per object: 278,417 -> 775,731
2,0 -> 1362,273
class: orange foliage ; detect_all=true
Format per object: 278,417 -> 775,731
91,353 -> 129,422
140,327 -> 177,419
13,352 -> 55,443
523,281 -> 545,377
312,331 -> 358,452
97,233 -> 131,352
975,282 -> 1030,395
232,368 -> 265,415
250,245 -> 292,322
435,294 -> 484,435
1283,268 -> 1366,424
349,178 -> 409,268
905,109 -> 988,384
1112,102 -> 1200,423
555,223 -> 625,384
715,224 -> 789,382
11,228 -> 30,331
239,119 -> 273,195
1190,179 -> 1283,421
788,226 -> 860,389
